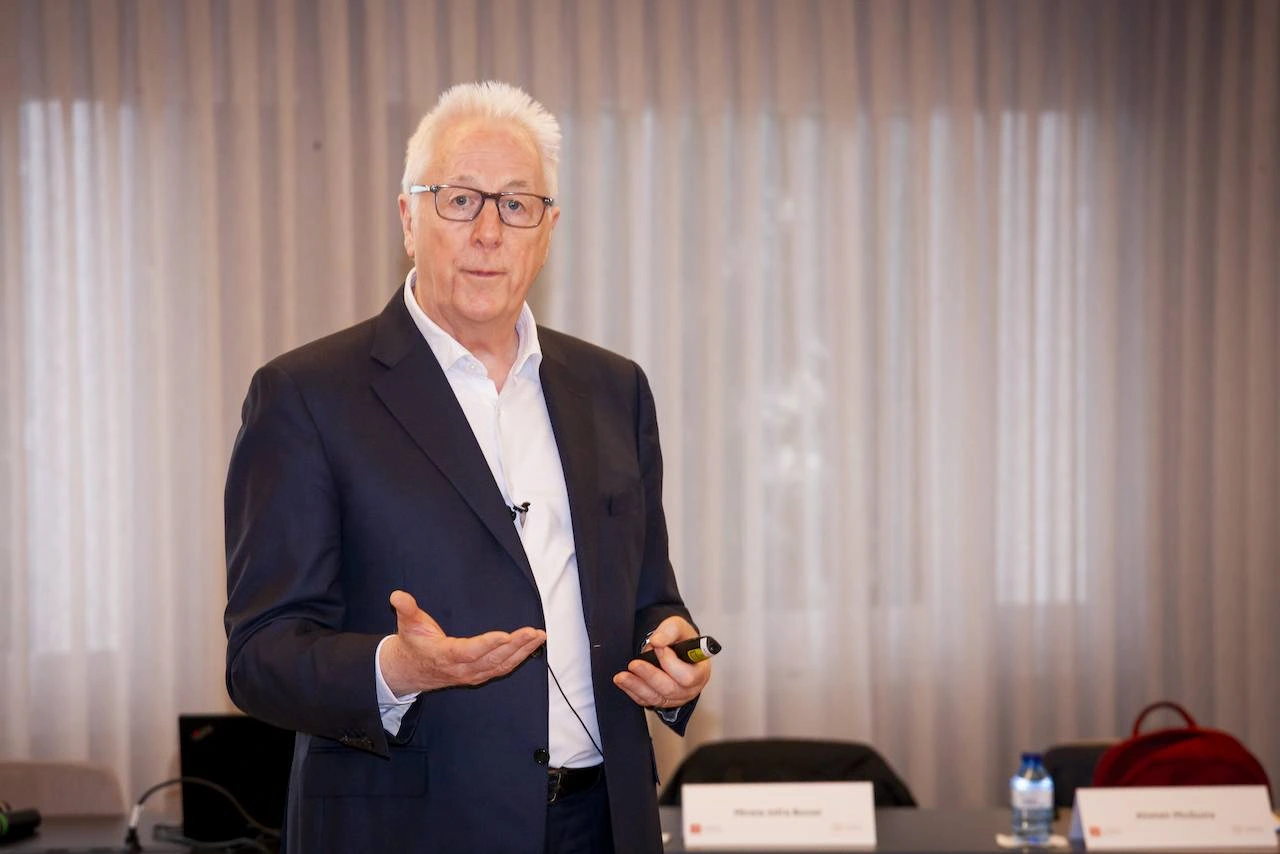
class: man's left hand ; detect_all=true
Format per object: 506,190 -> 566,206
612,616 -> 711,711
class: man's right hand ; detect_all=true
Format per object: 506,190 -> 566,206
380,590 -> 547,696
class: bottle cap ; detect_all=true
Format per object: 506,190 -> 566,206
1020,751 -> 1043,763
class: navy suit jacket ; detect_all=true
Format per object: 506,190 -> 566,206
225,290 -> 695,854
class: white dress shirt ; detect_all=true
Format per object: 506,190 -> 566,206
373,271 -> 603,768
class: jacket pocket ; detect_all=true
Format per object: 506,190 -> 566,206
303,746 -> 428,798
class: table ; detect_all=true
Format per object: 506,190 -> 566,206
3,815 -> 213,853
12,808 -> 1269,853
8,810 -> 1033,853
661,806 -> 1073,853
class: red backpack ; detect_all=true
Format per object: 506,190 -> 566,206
1092,701 -> 1271,797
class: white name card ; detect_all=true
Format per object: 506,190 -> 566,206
681,781 -> 876,850
1068,786 -> 1277,850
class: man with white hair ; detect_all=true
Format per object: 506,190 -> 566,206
225,81 -> 710,854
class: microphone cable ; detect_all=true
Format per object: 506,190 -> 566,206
505,497 -> 607,763
547,661 -> 605,758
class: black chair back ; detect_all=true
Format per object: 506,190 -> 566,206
1043,740 -> 1116,809
658,738 -> 917,807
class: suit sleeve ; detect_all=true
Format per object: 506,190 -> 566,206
630,363 -> 701,734
224,363 -> 391,756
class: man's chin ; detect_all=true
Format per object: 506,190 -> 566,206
452,301 -> 522,331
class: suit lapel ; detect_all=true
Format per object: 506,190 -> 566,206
539,331 -> 603,634
368,293 -> 535,587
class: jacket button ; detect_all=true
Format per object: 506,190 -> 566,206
533,748 -> 550,766
529,645 -> 544,659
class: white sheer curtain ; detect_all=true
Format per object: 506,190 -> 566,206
2,0 -> 1276,808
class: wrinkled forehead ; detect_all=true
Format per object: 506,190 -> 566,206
427,118 -> 546,190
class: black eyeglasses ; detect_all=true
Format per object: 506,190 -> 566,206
408,183 -> 555,228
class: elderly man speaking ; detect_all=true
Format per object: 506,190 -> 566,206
224,81 -> 710,854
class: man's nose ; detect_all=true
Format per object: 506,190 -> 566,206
470,198 -> 504,245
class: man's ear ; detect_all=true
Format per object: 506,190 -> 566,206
398,194 -> 415,257
541,205 -> 561,265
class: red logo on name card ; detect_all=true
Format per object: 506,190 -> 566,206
690,823 -> 702,835
1089,826 -> 1102,837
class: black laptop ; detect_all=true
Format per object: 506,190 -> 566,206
177,713 -> 294,845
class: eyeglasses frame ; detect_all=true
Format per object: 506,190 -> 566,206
408,183 -> 556,229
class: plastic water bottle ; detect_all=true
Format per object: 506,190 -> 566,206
1010,752 -> 1055,845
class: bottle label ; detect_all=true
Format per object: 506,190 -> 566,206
1011,788 -> 1054,810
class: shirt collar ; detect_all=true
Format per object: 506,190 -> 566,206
402,269 -> 543,379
